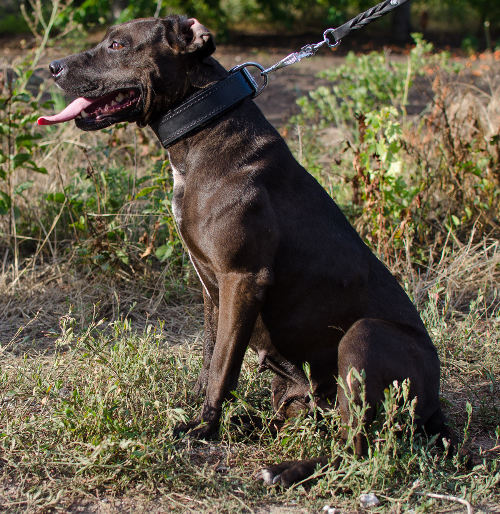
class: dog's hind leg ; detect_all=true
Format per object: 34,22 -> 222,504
258,318 -> 447,488
336,318 -> 447,451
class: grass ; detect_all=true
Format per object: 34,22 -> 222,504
0,237 -> 498,512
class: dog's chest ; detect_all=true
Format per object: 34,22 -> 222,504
170,161 -> 214,300
170,163 -> 185,224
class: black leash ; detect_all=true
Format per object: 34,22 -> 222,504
332,0 -> 411,44
152,0 -> 410,148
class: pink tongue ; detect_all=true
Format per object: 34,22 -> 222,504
37,97 -> 96,125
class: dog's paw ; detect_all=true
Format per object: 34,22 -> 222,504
255,465 -> 285,486
255,462 -> 305,488
173,420 -> 217,440
256,458 -> 328,488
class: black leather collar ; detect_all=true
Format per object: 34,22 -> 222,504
150,68 -> 258,149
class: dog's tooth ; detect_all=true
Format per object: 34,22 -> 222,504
81,110 -> 89,118
116,93 -> 125,102
111,100 -> 118,107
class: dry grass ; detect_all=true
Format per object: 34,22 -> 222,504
0,259 -> 203,352
0,28 -> 499,512
406,231 -> 499,312
0,227 -> 498,512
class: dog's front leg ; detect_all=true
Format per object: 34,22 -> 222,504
176,269 -> 270,439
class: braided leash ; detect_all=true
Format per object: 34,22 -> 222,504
231,0 -> 410,95
333,0 -> 409,42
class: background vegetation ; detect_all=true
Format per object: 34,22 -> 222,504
0,0 -> 498,511
1,0 -> 499,46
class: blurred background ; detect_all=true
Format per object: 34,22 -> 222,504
0,0 -> 499,48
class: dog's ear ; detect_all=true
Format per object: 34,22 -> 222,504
164,16 -> 215,57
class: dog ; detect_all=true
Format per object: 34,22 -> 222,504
38,15 -> 449,487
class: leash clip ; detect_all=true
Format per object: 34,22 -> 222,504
258,31 -> 341,78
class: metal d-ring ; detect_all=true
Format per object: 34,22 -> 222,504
230,62 -> 268,97
323,28 -> 341,48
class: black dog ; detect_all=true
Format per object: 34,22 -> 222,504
39,16 -> 449,486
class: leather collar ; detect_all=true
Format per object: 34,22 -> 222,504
150,68 -> 258,149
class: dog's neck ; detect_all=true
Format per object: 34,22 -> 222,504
148,59 -> 257,152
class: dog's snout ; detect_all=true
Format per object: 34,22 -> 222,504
49,60 -> 64,78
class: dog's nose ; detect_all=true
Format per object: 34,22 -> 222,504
49,60 -> 64,77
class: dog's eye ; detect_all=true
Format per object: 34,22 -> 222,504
110,41 -> 124,50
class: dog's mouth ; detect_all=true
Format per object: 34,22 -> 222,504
37,88 -> 142,130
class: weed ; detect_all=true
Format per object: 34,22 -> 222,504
292,36 -> 498,266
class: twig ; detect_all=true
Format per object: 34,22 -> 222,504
56,158 -> 80,243
402,51 -> 412,115
229,492 -> 255,514
0,311 -> 41,353
170,492 -> 204,505
416,492 -> 473,514
154,0 -> 162,18
2,248 -> 8,275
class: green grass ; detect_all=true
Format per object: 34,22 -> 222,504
1,256 -> 498,511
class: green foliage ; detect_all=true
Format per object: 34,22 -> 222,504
292,36 -> 498,264
3,0 -> 500,44
347,107 -> 420,249
434,0 -> 500,26
68,0 -> 228,34
134,160 -> 185,265
38,154 -> 188,287
0,65 -> 49,225
0,13 -> 29,34
0,59 -> 187,298
297,35 -> 444,128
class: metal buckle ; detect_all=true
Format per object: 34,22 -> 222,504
230,62 -> 268,97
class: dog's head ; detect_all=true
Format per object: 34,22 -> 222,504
38,15 -> 218,130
